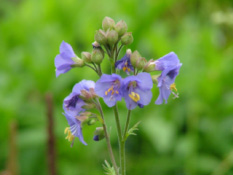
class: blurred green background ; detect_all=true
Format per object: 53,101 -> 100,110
1,0 -> 233,175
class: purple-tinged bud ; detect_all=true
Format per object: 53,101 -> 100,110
71,56 -> 85,67
130,50 -> 141,67
92,41 -> 101,48
91,48 -> 105,64
121,32 -> 133,45
115,20 -> 128,36
80,88 -> 97,101
143,59 -> 156,72
81,52 -> 92,63
93,127 -> 105,141
102,17 -> 115,31
94,29 -> 107,45
106,30 -> 118,45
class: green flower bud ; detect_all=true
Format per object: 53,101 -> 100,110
87,118 -> 97,125
106,30 -> 118,45
93,127 -> 105,141
94,29 -> 107,45
81,52 -> 92,63
115,20 -> 128,36
151,75 -> 159,84
102,17 -> 115,31
82,103 -> 96,110
143,60 -> 156,72
130,50 -> 141,67
121,32 -> 133,45
71,56 -> 85,67
91,48 -> 104,64
136,57 -> 147,70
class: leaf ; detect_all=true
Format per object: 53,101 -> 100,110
103,160 -> 116,175
124,121 -> 141,141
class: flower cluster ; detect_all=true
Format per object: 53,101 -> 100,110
55,16 -> 182,174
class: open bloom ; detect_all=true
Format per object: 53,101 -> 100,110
122,72 -> 153,110
63,80 -> 95,116
115,49 -> 134,74
95,74 -> 122,107
55,41 -> 77,77
63,112 -> 87,146
154,52 -> 182,104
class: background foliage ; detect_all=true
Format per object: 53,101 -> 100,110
0,0 -> 233,174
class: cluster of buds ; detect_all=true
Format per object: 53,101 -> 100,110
95,17 -> 133,55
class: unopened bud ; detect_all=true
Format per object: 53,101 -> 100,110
143,60 -> 156,72
94,30 -> 107,45
87,118 -> 97,125
93,127 -> 105,141
92,41 -> 101,48
121,32 -> 133,45
81,52 -> 92,63
151,75 -> 160,84
136,57 -> 147,70
102,17 -> 115,31
115,20 -> 128,36
91,48 -> 104,64
82,103 -> 96,110
107,30 -> 118,45
130,51 -> 141,67
71,57 -> 85,67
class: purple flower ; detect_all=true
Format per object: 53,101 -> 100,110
55,41 -> 77,77
63,80 -> 95,116
95,74 -> 122,107
115,49 -> 134,74
154,52 -> 182,105
122,72 -> 153,110
63,112 -> 87,146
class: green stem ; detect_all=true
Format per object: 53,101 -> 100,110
123,110 -> 131,139
96,100 -> 119,175
121,110 -> 131,175
113,105 -> 123,174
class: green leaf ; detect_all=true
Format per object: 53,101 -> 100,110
103,160 -> 116,175
124,121 -> 141,141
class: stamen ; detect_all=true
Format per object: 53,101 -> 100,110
170,83 -> 177,92
64,127 -> 75,142
129,92 -> 140,102
170,83 -> 179,99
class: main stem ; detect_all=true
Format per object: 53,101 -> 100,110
121,110 -> 131,175
96,99 -> 119,175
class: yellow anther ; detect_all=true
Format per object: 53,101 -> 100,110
115,90 -> 119,94
105,91 -> 108,95
64,127 -> 75,142
129,92 -> 140,102
170,83 -> 177,92
105,86 -> 118,96
123,67 -> 127,72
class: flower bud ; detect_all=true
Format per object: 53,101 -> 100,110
94,29 -> 107,45
121,32 -> 133,45
143,60 -> 156,72
92,41 -> 101,49
80,88 -> 97,101
115,20 -> 128,36
130,50 -> 141,67
71,57 -> 85,67
87,118 -> 97,125
93,127 -> 105,141
106,30 -> 118,45
136,57 -> 147,70
82,103 -> 96,110
91,48 -> 104,64
151,75 -> 159,84
102,17 -> 115,31
81,52 -> 92,63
